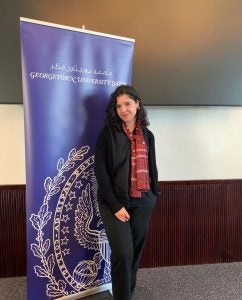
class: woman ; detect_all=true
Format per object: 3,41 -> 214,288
94,85 -> 159,300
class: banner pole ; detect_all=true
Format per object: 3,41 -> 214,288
20,17 -> 135,42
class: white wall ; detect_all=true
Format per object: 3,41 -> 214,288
0,105 -> 26,184
0,105 -> 242,184
147,106 -> 242,180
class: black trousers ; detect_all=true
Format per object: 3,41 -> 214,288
99,191 -> 156,300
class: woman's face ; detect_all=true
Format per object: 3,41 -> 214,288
116,94 -> 140,125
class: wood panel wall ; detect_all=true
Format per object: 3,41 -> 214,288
0,185 -> 26,278
141,180 -> 242,267
0,180 -> 242,277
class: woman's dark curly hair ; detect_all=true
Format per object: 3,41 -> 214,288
105,85 -> 149,130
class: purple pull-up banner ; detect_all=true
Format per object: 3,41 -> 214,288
20,18 -> 134,300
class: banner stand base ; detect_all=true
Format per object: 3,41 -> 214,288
57,283 -> 112,300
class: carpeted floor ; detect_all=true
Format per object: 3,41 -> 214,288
0,262 -> 242,299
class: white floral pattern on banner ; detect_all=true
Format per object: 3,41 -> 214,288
30,146 -> 111,298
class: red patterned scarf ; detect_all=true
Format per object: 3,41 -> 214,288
123,123 -> 150,197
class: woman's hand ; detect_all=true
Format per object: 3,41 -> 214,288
114,207 -> 130,222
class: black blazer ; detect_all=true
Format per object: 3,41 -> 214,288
94,125 -> 159,213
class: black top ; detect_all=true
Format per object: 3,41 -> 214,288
94,125 -> 159,213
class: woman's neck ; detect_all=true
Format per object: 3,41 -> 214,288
125,120 -> 136,133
